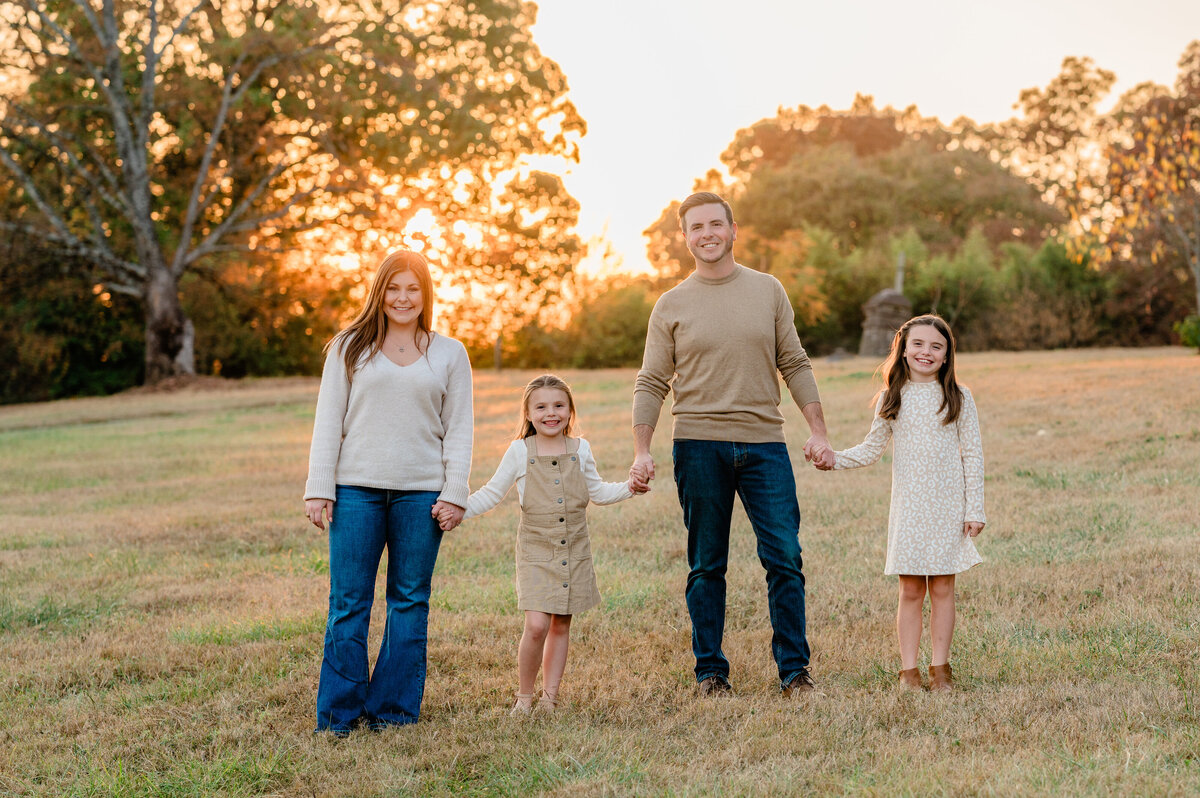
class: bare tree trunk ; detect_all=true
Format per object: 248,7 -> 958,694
144,267 -> 196,382
493,334 -> 503,371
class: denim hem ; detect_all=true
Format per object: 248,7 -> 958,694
696,671 -> 729,684
314,717 -> 364,735
780,668 -> 811,689
366,717 -> 420,731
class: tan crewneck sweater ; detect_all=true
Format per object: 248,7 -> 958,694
633,265 -> 820,443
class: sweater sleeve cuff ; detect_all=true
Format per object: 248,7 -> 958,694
785,371 -> 822,409
304,465 -> 337,501
438,479 -> 470,509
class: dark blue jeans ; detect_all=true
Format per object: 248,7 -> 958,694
673,440 -> 810,687
315,486 -> 442,732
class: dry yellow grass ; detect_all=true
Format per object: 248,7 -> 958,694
0,348 -> 1197,796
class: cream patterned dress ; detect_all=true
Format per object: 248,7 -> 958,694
834,382 -> 985,576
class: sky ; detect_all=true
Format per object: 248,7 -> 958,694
528,0 -> 1200,274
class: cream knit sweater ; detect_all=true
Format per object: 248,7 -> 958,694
304,332 -> 473,507
633,265 -> 820,443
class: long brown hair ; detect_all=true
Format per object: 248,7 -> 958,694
327,250 -> 435,383
515,374 -> 577,439
877,314 -> 963,425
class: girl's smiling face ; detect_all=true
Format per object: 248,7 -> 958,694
904,324 -> 948,382
527,387 -> 571,438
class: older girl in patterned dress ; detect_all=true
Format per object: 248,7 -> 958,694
827,315 -> 985,691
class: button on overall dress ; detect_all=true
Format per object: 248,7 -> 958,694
516,437 -> 601,615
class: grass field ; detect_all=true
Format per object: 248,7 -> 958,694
1,348 -> 1197,797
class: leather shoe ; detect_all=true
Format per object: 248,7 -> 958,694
781,667 -> 815,696
698,674 -> 732,696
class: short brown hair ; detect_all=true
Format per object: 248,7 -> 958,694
677,192 -> 733,230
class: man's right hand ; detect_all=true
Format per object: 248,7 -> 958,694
629,452 -> 655,494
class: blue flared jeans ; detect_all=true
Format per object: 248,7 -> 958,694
315,486 -> 442,732
672,440 -> 811,687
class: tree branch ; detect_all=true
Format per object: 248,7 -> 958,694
156,1 -> 209,58
0,219 -> 145,284
172,51 -> 250,275
1,102 -> 129,217
183,159 -> 323,271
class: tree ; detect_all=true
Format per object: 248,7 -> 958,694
0,232 -> 143,402
977,56 -> 1117,235
644,98 -> 1060,351
647,98 -> 1057,278
436,167 -> 583,364
1103,41 -> 1200,317
908,228 -> 999,333
0,0 -> 584,383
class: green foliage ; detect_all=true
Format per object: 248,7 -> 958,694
181,260 -> 355,378
560,282 -> 657,368
981,240 -> 1113,350
645,97 -> 1063,353
468,278 -> 654,370
790,227 -> 892,354
1175,315 -> 1200,350
0,238 -> 143,404
908,229 -> 1001,339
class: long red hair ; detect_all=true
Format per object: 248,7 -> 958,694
327,250 -> 435,383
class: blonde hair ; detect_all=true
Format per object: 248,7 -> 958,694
515,374 -> 577,439
327,250 -> 435,383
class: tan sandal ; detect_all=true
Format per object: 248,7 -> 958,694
536,688 -> 559,713
929,663 -> 953,692
898,667 -> 923,691
510,692 -> 535,716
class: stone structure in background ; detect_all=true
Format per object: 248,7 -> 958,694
858,253 -> 913,358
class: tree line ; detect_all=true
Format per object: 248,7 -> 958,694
2,3 -> 1197,404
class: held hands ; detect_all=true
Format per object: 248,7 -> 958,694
629,453 -> 655,495
305,499 -> 333,531
431,500 -> 465,532
803,435 -> 836,471
963,521 -> 985,538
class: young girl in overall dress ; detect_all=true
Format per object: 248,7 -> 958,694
827,315 -> 985,691
445,375 -> 637,714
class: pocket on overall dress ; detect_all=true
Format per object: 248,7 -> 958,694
570,531 -> 593,561
517,529 -> 554,562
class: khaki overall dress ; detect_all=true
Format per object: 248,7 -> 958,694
515,436 -> 601,615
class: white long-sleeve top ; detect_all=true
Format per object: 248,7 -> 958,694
304,333 -> 473,508
464,437 -> 632,519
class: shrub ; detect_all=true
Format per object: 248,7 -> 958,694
1175,314 -> 1200,351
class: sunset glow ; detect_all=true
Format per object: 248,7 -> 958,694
529,0 -> 1200,274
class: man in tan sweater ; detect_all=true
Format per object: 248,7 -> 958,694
630,192 -> 833,697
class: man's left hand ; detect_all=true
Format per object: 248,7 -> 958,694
803,436 -> 835,470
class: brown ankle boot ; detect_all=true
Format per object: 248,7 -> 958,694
898,667 -> 923,691
929,663 -> 953,692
